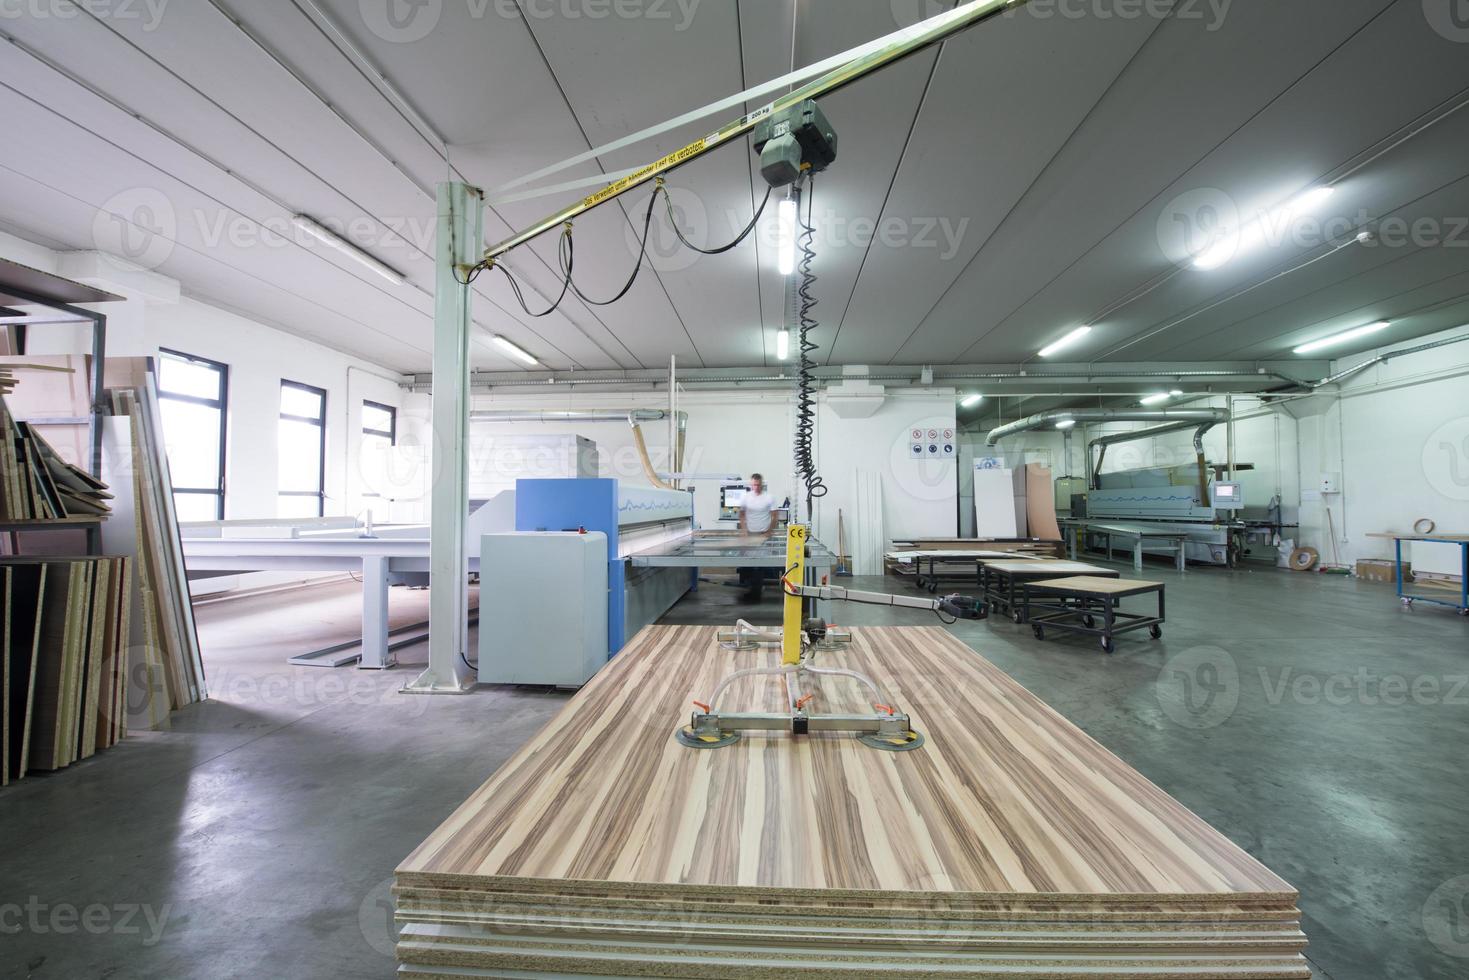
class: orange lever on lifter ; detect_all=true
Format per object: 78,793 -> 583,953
692,701 -> 711,713
872,703 -> 896,715
795,694 -> 815,709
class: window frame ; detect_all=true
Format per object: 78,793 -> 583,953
278,379 -> 328,518
360,400 -> 397,500
158,348 -> 229,521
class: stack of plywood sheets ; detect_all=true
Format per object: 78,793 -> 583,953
2,556 -> 130,784
108,380 -> 205,719
0,368 -> 111,520
395,626 -> 1307,978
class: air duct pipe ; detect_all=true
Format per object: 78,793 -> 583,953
1085,419 -> 1209,489
469,409 -> 671,423
986,408 -> 1229,446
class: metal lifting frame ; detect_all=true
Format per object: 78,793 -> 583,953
479,0 -> 1031,265
676,525 -> 984,751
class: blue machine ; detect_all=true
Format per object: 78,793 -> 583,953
514,478 -> 694,656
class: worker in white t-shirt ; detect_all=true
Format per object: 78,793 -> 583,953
738,473 -> 776,538
738,473 -> 777,601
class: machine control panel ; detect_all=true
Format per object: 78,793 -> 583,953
1211,481 -> 1244,510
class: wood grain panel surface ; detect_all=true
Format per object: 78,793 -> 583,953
400,626 -> 1293,903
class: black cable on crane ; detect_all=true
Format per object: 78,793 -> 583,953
793,175 -> 827,514
665,185 -> 772,255
483,181 -> 770,318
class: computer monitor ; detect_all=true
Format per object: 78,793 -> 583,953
1212,481 -> 1244,509
719,484 -> 749,522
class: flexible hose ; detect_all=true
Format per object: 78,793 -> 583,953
794,177 -> 826,514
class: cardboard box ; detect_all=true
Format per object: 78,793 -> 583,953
1356,559 -> 1404,584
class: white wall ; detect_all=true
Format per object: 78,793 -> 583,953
398,385 -> 960,549
1296,325 -> 1469,566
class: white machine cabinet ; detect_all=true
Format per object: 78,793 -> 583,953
478,531 -> 608,687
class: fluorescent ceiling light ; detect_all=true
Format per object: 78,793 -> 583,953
1139,392 -> 1172,405
1191,186 -> 1335,271
291,214 -> 405,285
777,199 -> 798,276
1055,419 -> 1076,429
492,335 -> 539,366
1038,326 -> 1092,358
1293,321 -> 1390,355
960,393 -> 983,408
776,329 -> 790,361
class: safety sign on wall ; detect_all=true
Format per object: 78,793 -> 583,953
908,426 -> 956,460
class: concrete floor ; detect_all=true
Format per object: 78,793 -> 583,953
1,562 -> 1465,979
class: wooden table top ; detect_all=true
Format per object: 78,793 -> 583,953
399,625 -> 1292,903
1026,576 -> 1166,594
983,559 -> 1114,575
1367,532 -> 1469,542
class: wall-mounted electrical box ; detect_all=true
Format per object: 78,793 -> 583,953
1320,472 -> 1340,494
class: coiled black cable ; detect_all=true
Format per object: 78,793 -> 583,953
793,176 -> 827,514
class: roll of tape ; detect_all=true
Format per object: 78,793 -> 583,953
1289,546 -> 1319,571
1413,517 -> 1436,535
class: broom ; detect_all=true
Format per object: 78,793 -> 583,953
834,509 -> 853,577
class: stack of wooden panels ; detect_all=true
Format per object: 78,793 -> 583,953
0,370 -> 111,520
108,381 -> 205,719
395,626 -> 1308,978
2,556 -> 130,784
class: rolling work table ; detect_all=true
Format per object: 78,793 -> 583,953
886,549 -> 1037,593
1022,576 -> 1166,653
1059,518 -> 1189,572
1366,532 -> 1469,616
979,559 -> 1120,623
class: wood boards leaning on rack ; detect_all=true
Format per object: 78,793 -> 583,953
108,377 -> 205,721
0,367 -> 112,520
2,556 -> 130,784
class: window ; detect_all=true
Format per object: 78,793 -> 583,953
157,349 -> 228,522
361,401 -> 396,499
278,380 -> 326,518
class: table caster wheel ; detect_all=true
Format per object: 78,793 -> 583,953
928,583 -> 939,594
915,576 -> 927,590
1149,624 -> 1163,640
1082,615 -> 1096,629
1032,624 -> 1045,640
1100,636 -> 1115,654
1011,610 -> 1023,624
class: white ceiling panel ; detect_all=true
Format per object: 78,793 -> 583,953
0,0 -> 1464,377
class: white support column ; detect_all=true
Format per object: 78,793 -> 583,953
359,555 -> 391,670
405,181 -> 483,694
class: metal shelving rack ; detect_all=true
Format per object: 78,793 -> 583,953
1,258 -> 122,556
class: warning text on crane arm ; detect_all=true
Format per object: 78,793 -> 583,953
582,138 -> 708,209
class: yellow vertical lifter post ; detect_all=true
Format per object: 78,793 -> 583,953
782,524 -> 808,666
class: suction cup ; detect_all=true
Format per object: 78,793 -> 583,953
675,726 -> 741,749
859,729 -> 925,752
